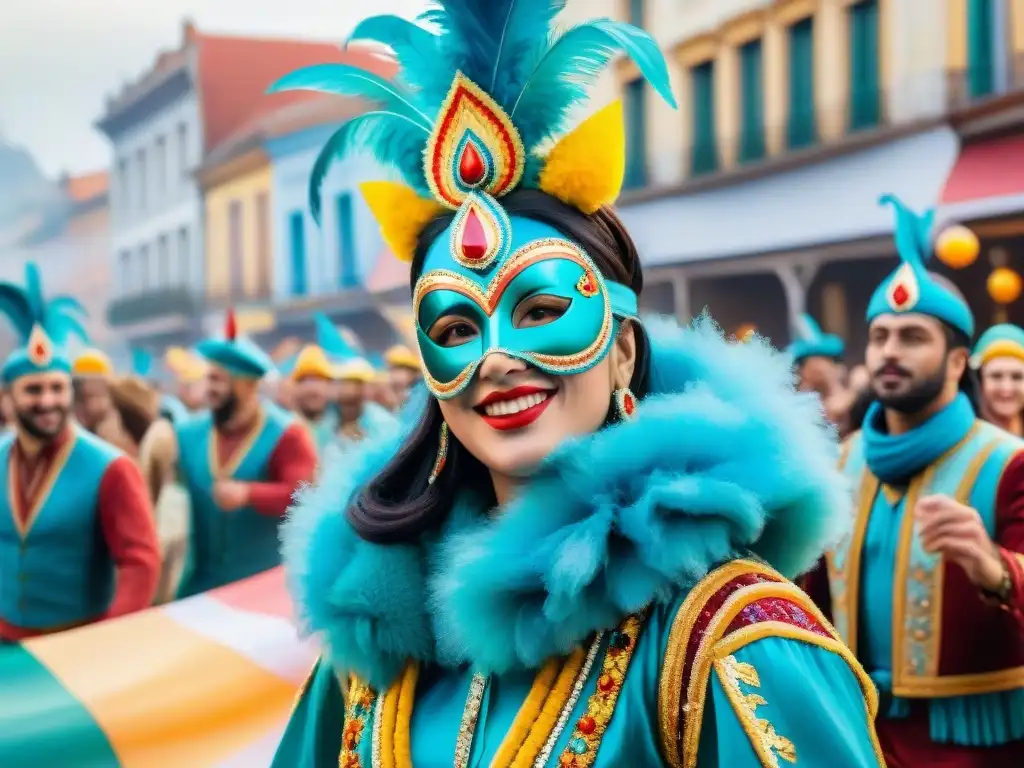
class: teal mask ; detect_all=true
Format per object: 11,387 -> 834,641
414,193 -> 639,399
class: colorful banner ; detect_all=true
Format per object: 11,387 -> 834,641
0,568 -> 314,767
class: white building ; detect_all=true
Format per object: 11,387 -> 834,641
95,20 -> 359,352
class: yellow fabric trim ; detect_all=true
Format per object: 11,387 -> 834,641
976,339 -> 1024,368
359,181 -> 446,264
509,648 -> 587,768
658,559 -> 783,768
881,484 -> 905,506
715,623 -> 885,767
713,654 -> 797,767
496,656 -> 561,766
891,423 -> 982,694
837,433 -> 857,471
539,102 -> 625,214
376,665 -> 405,768
392,664 -> 417,768
339,678 -> 377,767
826,470 -> 879,653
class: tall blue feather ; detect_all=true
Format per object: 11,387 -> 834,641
880,194 -> 934,267
347,16 -> 445,96
269,64 -> 434,129
0,286 -> 33,341
307,112 -> 431,222
23,263 -> 44,325
510,19 -> 677,149
315,313 -> 359,361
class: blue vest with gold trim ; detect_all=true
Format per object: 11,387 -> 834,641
0,429 -> 118,630
830,420 -> 1024,746
176,403 -> 291,597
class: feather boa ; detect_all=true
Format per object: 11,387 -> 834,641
282,314 -> 849,689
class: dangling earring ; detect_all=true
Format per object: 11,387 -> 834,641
428,421 -> 449,485
613,387 -> 638,421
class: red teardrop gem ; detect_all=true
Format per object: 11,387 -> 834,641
461,208 -> 489,261
33,343 -> 45,358
624,394 -> 636,415
893,284 -> 909,307
458,142 -> 486,186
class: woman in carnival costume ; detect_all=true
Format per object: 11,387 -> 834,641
972,323 -> 1024,436
272,3 -> 884,766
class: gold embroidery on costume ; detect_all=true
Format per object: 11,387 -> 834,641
658,559 -> 783,768
339,679 -> 378,768
714,655 -> 796,767
557,611 -> 646,767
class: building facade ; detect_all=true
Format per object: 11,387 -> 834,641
262,123 -> 401,353
558,0 -> 1024,355
95,20 -> 379,353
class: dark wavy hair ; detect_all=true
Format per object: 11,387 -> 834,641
348,190 -> 650,543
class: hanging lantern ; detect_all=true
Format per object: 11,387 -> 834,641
987,267 -> 1022,305
935,224 -> 980,269
734,323 -> 757,342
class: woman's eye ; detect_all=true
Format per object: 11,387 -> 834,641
513,295 -> 570,328
429,317 -> 480,347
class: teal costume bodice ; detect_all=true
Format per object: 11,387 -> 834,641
0,429 -> 118,630
833,412 -> 1024,746
276,563 -> 883,767
175,403 -> 292,597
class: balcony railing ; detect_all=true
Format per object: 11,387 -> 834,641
107,286 -> 198,327
204,285 -> 273,310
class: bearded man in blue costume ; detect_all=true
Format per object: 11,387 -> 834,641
270,3 -> 885,766
0,264 -> 160,642
172,310 -> 318,597
807,196 -> 1024,767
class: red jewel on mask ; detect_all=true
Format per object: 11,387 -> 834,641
576,272 -> 599,298
458,142 -> 486,187
460,207 -> 489,261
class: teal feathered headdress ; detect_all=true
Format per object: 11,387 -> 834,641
315,312 -> 360,363
866,195 -> 975,338
0,263 -> 88,384
195,309 -> 276,379
787,313 -> 844,365
270,0 -> 676,262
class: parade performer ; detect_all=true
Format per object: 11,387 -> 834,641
291,343 -> 339,460
972,323 -> 1024,436
0,264 -> 160,641
813,196 -> 1024,766
270,3 -> 883,766
333,356 -> 398,454
71,347 -> 140,456
162,346 -> 207,421
385,343 -> 422,403
173,311 -> 317,597
787,313 -> 856,435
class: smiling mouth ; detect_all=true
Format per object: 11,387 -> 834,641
475,386 -> 556,431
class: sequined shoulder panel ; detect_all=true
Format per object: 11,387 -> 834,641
658,559 -> 787,768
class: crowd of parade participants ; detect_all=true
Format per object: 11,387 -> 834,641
2,1 -> 1023,764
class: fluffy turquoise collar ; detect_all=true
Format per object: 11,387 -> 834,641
282,315 -> 850,689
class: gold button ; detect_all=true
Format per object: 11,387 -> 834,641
913,568 -> 928,581
913,629 -> 928,641
919,599 -> 930,609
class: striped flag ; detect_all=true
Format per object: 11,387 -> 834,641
0,568 -> 315,767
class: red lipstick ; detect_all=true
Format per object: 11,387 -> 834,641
475,385 -> 555,431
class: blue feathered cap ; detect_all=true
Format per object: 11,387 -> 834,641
0,263 -> 89,384
195,310 -> 275,379
787,313 -> 844,364
971,323 -> 1024,369
867,195 -> 975,338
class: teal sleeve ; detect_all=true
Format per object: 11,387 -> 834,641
271,658 -> 345,768
696,636 -> 883,767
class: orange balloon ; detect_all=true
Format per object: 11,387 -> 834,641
734,323 -> 757,343
935,225 -> 980,269
987,267 -> 1022,305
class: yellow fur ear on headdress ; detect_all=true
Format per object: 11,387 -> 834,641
538,101 -> 626,214
359,181 -> 447,263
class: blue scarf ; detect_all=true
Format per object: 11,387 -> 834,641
862,392 -> 975,484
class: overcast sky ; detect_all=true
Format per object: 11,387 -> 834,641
0,0 -> 424,177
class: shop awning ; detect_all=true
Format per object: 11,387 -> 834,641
937,133 -> 1024,223
617,126 -> 960,267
